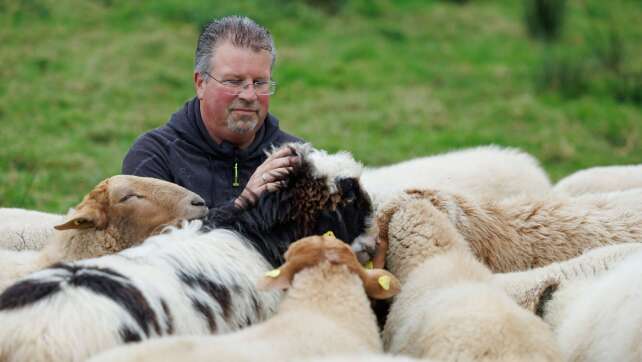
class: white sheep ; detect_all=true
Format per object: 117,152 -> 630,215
361,145 -> 552,207
88,234 -> 400,362
0,143 -> 375,362
0,175 -> 209,291
491,243 -> 642,362
357,187 -> 642,273
378,194 -> 561,361
554,164 -> 642,196
0,208 -> 64,251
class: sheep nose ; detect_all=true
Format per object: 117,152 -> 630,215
191,197 -> 206,207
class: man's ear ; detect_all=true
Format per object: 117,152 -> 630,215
256,263 -> 296,291
362,269 -> 401,300
54,207 -> 106,231
195,72 -> 206,100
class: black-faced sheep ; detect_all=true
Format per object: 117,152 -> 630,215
0,143 -> 374,362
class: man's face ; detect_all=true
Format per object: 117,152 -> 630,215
195,41 -> 272,146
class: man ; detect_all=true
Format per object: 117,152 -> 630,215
123,16 -> 302,209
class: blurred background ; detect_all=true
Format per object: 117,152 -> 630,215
1,0 -> 640,211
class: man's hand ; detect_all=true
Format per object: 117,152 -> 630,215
234,146 -> 300,208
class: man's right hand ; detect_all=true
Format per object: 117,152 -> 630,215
234,146 -> 301,208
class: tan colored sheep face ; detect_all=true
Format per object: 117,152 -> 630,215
258,234 -> 401,300
53,175 -> 208,256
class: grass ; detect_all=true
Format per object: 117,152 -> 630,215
1,0 -> 640,212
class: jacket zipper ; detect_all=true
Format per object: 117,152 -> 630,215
232,158 -> 240,187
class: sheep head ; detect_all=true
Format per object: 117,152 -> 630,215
206,143 -> 374,267
363,189 -> 472,281
257,234 -> 400,300
52,175 -> 208,259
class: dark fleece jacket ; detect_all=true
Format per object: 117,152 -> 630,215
122,97 -> 302,208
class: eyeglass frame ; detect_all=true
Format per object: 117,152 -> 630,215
204,72 -> 277,96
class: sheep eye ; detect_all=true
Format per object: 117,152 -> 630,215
119,194 -> 143,203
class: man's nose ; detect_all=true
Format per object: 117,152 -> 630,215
237,83 -> 258,100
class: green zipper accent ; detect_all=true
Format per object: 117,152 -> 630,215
232,161 -> 240,187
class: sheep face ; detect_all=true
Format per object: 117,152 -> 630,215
258,234 -> 400,300
207,143 -> 374,267
53,175 -> 208,258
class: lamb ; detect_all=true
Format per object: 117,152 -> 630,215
378,192 -> 561,361
0,175 -> 209,290
491,243 -> 642,362
0,143 -> 375,362
360,145 -> 552,207
357,187 -> 642,273
88,234 -> 400,362
553,164 -> 642,196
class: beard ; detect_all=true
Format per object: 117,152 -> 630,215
226,100 -> 261,134
226,113 -> 258,134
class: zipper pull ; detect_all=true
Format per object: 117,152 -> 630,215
232,160 -> 240,187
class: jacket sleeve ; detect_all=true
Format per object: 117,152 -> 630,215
121,133 -> 173,182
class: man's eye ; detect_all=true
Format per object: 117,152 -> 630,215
222,80 -> 243,87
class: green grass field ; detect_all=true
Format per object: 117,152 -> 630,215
1,0 -> 640,212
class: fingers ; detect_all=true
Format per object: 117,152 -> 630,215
260,167 -> 293,183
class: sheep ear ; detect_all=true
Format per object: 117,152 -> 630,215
363,269 -> 401,300
256,264 -> 295,291
54,208 -> 106,231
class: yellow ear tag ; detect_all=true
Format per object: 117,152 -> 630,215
323,231 -> 335,238
265,269 -> 281,278
378,275 -> 391,290
364,260 -> 374,270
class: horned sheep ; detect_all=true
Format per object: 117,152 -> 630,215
378,193 -> 561,361
0,175 -> 209,291
0,143 -> 375,362
88,234 -> 400,362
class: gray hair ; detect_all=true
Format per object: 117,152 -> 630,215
194,16 -> 276,76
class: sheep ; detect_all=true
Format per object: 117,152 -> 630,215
553,164 -> 642,196
302,355 -> 427,362
88,234 -> 401,362
0,143 -> 375,362
360,145 -> 552,208
491,243 -> 642,362
0,175 -> 209,291
0,208 -> 64,251
356,187 -> 642,274
377,193 -> 561,361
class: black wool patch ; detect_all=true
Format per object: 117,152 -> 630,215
179,272 -> 232,320
0,279 -> 61,311
191,298 -> 217,333
63,266 -> 162,337
119,326 -> 143,343
535,283 -> 559,318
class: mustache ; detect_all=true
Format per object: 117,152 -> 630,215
230,100 -> 260,111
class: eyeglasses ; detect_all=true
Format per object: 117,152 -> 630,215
204,72 -> 277,96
